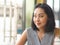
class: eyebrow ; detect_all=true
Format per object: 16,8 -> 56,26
34,13 -> 45,15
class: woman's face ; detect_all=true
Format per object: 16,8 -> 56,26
33,8 -> 48,29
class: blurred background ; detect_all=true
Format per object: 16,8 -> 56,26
0,0 -> 60,45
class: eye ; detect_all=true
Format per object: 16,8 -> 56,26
40,15 -> 44,17
39,14 -> 44,17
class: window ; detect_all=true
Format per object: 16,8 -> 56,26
46,0 -> 60,28
0,0 -> 25,45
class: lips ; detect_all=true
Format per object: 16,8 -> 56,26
36,23 -> 41,25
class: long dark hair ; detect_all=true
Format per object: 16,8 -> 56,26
31,3 -> 55,33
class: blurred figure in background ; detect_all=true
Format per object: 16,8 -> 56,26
16,3 -> 60,45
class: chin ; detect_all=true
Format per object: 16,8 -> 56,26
36,25 -> 44,29
37,26 -> 42,28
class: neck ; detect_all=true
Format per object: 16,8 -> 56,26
38,28 -> 45,33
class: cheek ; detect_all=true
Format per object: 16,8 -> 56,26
33,17 -> 36,24
33,18 -> 35,23
41,17 -> 48,24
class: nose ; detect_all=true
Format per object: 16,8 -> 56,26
36,16 -> 40,22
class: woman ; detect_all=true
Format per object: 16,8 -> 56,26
16,3 -> 60,45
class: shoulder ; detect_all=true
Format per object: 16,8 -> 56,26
23,27 -> 32,33
26,27 -> 33,32
22,27 -> 32,35
16,29 -> 27,45
54,28 -> 60,37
